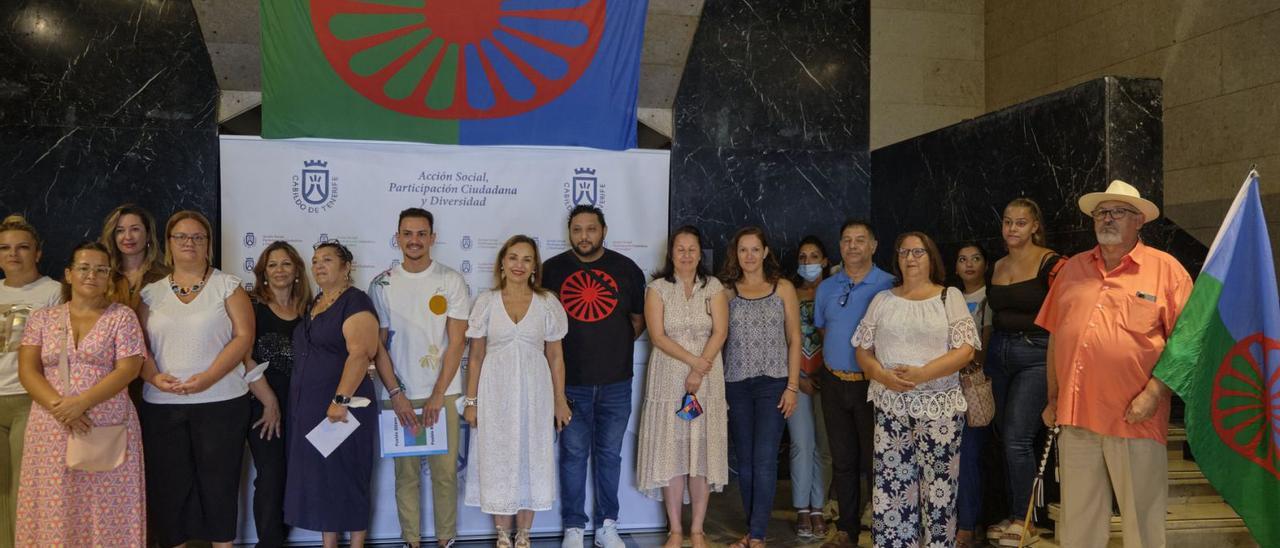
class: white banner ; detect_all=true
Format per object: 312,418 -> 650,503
219,136 -> 670,543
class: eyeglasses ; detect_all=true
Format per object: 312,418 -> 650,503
71,264 -> 112,278
170,233 -> 208,244
1091,207 -> 1140,221
838,282 -> 853,307
897,247 -> 927,259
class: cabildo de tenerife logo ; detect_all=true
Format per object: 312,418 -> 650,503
460,235 -> 473,251
293,160 -> 339,213
243,232 -> 256,248
564,167 -> 605,210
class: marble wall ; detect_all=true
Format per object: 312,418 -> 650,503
0,0 -> 219,275
870,76 -> 1207,273
669,0 -> 871,271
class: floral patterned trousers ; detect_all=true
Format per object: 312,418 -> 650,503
872,409 -> 965,547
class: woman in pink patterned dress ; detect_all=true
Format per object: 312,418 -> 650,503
15,241 -> 146,546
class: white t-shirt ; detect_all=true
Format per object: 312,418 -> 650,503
964,286 -> 993,331
141,270 -> 248,404
369,261 -> 471,399
0,277 -> 62,395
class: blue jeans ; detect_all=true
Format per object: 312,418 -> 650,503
786,383 -> 829,509
726,376 -> 788,540
987,331 -> 1049,521
559,379 -> 633,529
957,424 -> 989,530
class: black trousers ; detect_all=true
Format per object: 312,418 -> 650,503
819,369 -> 874,535
247,372 -> 290,547
141,395 -> 251,547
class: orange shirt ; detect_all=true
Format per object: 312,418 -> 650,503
1035,241 -> 1192,443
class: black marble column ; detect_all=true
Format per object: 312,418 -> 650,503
670,0 -> 870,271
870,77 -> 1207,273
0,0 -> 219,274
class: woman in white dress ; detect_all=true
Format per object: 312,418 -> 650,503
853,232 -> 979,548
463,235 -> 571,548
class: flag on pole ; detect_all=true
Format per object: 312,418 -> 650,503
261,0 -> 648,150
1154,170 -> 1280,547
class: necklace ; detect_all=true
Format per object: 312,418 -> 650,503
313,284 -> 350,314
170,266 -> 211,297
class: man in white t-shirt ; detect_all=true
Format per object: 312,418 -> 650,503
369,208 -> 470,548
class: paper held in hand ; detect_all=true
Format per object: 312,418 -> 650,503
305,413 -> 361,458
379,402 -> 448,457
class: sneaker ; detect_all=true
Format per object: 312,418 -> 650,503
594,519 -> 626,548
562,527 -> 585,548
999,523 -> 1039,547
795,510 -> 814,538
986,518 -> 1011,541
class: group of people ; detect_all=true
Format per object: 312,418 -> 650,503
0,178 -> 1190,548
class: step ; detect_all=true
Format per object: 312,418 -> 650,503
1046,502 -> 1258,547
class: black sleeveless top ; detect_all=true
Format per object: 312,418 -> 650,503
252,301 -> 301,376
987,252 -> 1062,334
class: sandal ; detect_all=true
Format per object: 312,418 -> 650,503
728,535 -> 750,548
495,526 -> 513,548
690,532 -> 709,548
796,509 -> 814,538
514,528 -> 532,548
663,531 -> 684,548
748,539 -> 767,548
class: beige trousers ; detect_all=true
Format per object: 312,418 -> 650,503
0,394 -> 30,548
1058,425 -> 1167,548
394,395 -> 461,544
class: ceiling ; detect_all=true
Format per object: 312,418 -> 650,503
193,0 -> 704,138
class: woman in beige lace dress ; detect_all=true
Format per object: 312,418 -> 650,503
635,226 -> 729,548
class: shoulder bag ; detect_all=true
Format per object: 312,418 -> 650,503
61,311 -> 127,472
951,290 -> 995,427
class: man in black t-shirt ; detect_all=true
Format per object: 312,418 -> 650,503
541,205 -> 646,548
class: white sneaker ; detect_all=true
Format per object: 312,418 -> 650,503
562,527 -> 585,548
593,519 -> 626,548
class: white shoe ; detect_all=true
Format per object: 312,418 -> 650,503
562,527 -> 585,548
987,518 -> 1011,541
594,519 -> 626,548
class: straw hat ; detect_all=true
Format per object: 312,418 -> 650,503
1077,180 -> 1159,222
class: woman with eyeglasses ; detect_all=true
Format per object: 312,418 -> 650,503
284,241 -> 392,548
952,242 -> 994,548
634,226 -> 728,548
99,204 -> 169,312
985,198 -> 1064,546
462,235 -> 570,548
720,227 -> 801,548
242,241 -> 313,547
138,210 -> 255,548
787,235 -> 832,539
15,241 -> 145,545
0,214 -> 62,543
853,232 -> 979,547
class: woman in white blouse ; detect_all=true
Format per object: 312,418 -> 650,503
138,211 -> 254,548
853,232 -> 979,548
462,235 -> 570,548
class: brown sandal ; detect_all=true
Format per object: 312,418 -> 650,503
728,535 -> 750,548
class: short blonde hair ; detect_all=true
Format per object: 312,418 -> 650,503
0,214 -> 40,250
162,210 -> 214,267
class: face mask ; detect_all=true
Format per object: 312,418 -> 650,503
798,264 -> 823,282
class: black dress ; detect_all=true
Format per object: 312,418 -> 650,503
247,300 -> 300,546
283,289 -> 378,532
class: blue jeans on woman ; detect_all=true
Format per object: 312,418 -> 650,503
726,375 -> 788,540
957,424 -> 989,531
986,330 -> 1049,522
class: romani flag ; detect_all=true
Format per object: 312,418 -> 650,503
261,0 -> 648,150
1154,171 -> 1280,547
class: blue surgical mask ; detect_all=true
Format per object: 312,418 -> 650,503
798,264 -> 823,282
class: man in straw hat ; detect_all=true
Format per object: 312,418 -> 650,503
1033,180 -> 1192,547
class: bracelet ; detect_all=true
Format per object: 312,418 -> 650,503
463,396 -> 478,407
388,386 -> 403,397
786,384 -> 799,393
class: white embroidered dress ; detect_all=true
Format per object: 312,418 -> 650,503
463,290 -> 568,514
852,287 -> 981,419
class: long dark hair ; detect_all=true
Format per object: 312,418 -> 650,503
949,241 -> 991,288
652,225 -> 709,288
720,226 -> 782,286
790,234 -> 829,286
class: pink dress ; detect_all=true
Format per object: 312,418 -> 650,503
16,303 -> 146,547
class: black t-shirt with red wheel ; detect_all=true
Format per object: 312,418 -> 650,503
542,248 -> 646,386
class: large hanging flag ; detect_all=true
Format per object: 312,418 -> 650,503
261,0 -> 647,150
1154,171 -> 1279,548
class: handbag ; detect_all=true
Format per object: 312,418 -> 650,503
60,312 -> 127,472
955,293 -> 995,427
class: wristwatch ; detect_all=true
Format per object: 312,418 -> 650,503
333,394 -> 353,405
463,396 -> 478,407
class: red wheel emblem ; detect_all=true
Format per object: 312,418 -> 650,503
310,0 -> 607,119
559,270 -> 618,323
1211,333 -> 1280,479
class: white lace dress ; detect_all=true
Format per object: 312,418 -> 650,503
463,290 -> 568,514
852,287 -> 981,419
